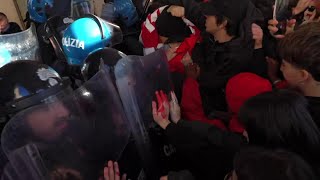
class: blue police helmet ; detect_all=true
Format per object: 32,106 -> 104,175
62,14 -> 123,66
114,0 -> 139,27
27,0 -> 54,23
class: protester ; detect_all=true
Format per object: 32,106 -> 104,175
181,72 -> 272,132
267,22 -> 320,128
167,0 -> 265,116
228,147 -> 318,180
0,12 -> 21,35
153,89 -> 320,179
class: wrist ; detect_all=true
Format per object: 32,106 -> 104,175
161,120 -> 171,129
254,43 -> 263,49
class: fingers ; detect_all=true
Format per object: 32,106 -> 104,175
114,162 -> 120,180
108,161 -> 115,180
160,90 -> 169,104
170,91 -> 178,104
104,165 -> 109,180
287,19 -> 296,28
268,19 -> 278,26
155,91 -> 162,107
152,101 -> 158,116
268,25 -> 279,34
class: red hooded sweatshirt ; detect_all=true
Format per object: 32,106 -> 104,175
226,73 -> 273,133
181,73 -> 272,131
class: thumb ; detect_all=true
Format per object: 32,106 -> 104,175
287,19 -> 296,27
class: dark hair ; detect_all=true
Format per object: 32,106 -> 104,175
278,23 -> 320,81
234,147 -> 317,180
238,90 -> 320,163
0,12 -> 7,18
215,14 -> 238,36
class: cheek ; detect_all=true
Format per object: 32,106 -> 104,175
28,112 -> 56,137
282,68 -> 300,85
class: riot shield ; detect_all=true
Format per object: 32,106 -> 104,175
114,49 -> 178,179
0,24 -> 40,68
1,66 -> 131,179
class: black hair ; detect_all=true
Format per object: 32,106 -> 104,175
215,14 -> 238,36
234,146 -> 317,180
155,6 -> 192,43
279,23 -> 320,81
238,90 -> 320,164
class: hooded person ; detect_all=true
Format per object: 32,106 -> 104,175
181,72 -> 272,131
140,5 -> 201,74
226,72 -> 272,133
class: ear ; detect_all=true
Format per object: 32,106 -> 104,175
218,19 -> 228,29
300,69 -> 310,81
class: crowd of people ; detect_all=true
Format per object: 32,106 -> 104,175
1,0 -> 320,179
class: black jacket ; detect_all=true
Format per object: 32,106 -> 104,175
0,22 -> 21,35
307,96 -> 320,130
165,0 -> 264,113
165,120 -> 247,179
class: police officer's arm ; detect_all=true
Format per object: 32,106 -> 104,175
165,120 -> 247,151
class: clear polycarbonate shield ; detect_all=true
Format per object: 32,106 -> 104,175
114,49 -> 173,178
0,24 -> 40,68
1,66 -> 131,179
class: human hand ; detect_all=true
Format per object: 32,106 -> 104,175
104,161 -> 127,180
181,52 -> 193,66
185,63 -> 200,79
252,23 -> 263,49
268,19 -> 296,38
167,5 -> 185,17
293,0 -> 312,15
152,91 -> 171,129
169,91 -> 181,124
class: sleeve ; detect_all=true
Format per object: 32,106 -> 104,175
249,48 -> 268,78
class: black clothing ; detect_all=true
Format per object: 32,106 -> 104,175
0,22 -> 21,35
165,120 -> 247,179
307,96 -> 320,130
170,0 -> 264,113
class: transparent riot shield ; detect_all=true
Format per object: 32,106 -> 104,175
0,24 -> 41,68
114,49 -> 176,179
1,66 -> 131,180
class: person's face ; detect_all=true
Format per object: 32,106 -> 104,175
205,15 -> 219,34
0,16 -> 9,32
27,102 -> 70,141
280,60 -> 307,87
